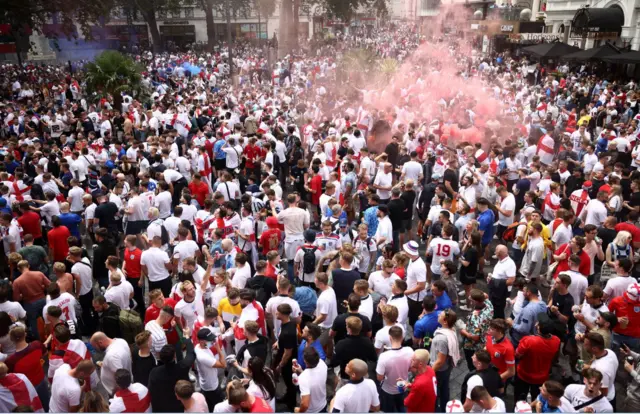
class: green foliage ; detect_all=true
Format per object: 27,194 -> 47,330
380,57 -> 398,77
84,51 -> 148,103
255,0 -> 277,18
319,0 -> 388,21
1,0 -> 113,40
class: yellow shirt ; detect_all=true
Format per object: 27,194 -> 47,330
218,297 -> 241,323
521,221 -> 552,258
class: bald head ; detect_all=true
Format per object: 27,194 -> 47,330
348,359 -> 368,379
495,244 -> 508,259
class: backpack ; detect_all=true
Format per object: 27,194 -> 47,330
302,247 -> 318,274
119,309 -> 143,344
252,277 -> 271,309
501,222 -> 522,242
160,224 -> 170,246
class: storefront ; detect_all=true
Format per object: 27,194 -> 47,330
160,22 -> 196,49
570,6 -> 626,49
469,20 -> 545,54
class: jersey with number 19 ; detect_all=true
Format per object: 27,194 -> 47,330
427,237 -> 460,274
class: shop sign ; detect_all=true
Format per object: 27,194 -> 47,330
501,25 -> 514,32
519,33 -> 562,41
163,20 -> 190,25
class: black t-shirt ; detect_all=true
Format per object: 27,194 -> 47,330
597,228 -> 616,256
95,202 -> 120,232
551,291 -> 574,328
387,198 -> 406,230
443,168 -> 459,198
331,312 -> 372,343
385,142 -> 399,166
332,268 -> 361,302
460,246 -> 479,282
277,321 -> 298,365
401,190 -> 416,216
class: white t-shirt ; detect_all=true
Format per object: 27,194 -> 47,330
333,378 -> 380,413
406,257 -> 427,301
72,258 -> 93,296
388,295 -> 409,330
482,397 -> 507,413
492,257 -> 517,280
552,223 -> 573,248
265,296 -> 301,337
184,392 -> 210,413
603,276 -> 635,301
374,171 -> 393,200
298,359 -> 329,413
194,346 -> 221,391
218,181 -> 240,202
316,287 -> 338,329
498,194 -> 516,226
173,240 -> 200,272
376,346 -> 413,394
43,293 -> 77,322
68,186 -> 85,212
368,271 -> 400,299
144,320 -> 167,359
175,290 -> 205,330
589,349 -> 619,401
427,237 -> 460,274
562,384 -> 613,413
154,192 -> 173,219
401,161 -> 423,182
374,323 -> 405,351
575,301 -> 608,335
41,200 -> 60,226
582,199 -> 608,227
101,338 -> 132,395
105,278 -> 134,311
231,264 -> 251,289
140,248 -> 171,282
49,364 -> 82,413
375,216 -> 393,248
0,301 -> 25,321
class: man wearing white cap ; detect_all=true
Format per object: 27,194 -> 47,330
403,241 -> 427,327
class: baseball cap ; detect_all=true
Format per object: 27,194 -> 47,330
304,229 -> 316,243
339,217 -> 348,228
583,181 -> 593,188
598,311 -> 618,329
197,329 -> 216,341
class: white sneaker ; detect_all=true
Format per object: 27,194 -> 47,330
491,255 -> 498,260
459,305 -> 473,312
458,290 -> 466,296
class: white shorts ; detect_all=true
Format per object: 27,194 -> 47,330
284,237 -> 304,260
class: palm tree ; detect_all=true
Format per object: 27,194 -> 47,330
84,50 -> 146,112
380,58 -> 398,80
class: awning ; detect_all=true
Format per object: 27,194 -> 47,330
571,7 -> 624,37
562,43 -> 621,61
601,50 -> 640,64
521,41 -> 580,58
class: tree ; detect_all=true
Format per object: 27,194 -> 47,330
1,0 -> 113,63
84,50 -> 147,112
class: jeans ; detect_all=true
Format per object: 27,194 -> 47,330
79,290 -> 97,336
435,366 -> 452,412
392,230 -> 400,253
514,374 -> 542,402
202,388 -> 224,412
128,276 -> 145,320
380,389 -> 406,413
35,378 -> 50,412
23,298 -> 46,341
613,332 -> 640,353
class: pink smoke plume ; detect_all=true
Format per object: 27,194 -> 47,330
351,4 -> 510,151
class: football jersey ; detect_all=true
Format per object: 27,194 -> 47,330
427,237 -> 460,274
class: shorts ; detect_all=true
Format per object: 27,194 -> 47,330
402,219 -> 412,232
126,220 -> 149,236
319,326 -> 331,347
284,238 -> 304,260
214,158 -> 225,171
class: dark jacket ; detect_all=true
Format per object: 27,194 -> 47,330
148,340 -> 196,412
236,335 -> 268,366
330,334 -> 377,379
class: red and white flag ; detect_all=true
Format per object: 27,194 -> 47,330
109,383 -> 152,413
0,373 -> 44,413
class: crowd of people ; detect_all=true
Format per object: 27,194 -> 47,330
0,19 -> 638,414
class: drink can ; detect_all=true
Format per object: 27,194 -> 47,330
576,359 -> 584,372
292,373 -> 299,386
396,380 -> 406,393
627,356 -> 635,365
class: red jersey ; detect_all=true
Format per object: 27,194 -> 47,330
250,397 -> 273,413
609,294 -> 640,338
264,263 -> 278,282
17,211 -> 42,239
485,334 -> 515,375
124,247 -> 142,278
47,226 -> 71,262
5,341 -> 47,386
515,334 -> 560,384
244,144 -> 259,169
145,298 -> 179,344
616,222 -> 640,246
258,229 -> 282,256
404,366 -> 437,413
188,181 -> 210,207
310,175 -> 322,205
553,244 -> 590,278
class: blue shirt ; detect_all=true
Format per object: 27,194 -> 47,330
512,300 -> 547,345
477,209 -> 495,245
413,311 -> 442,340
214,140 -> 226,160
434,291 -> 453,311
58,212 -> 82,239
209,239 -> 224,268
297,340 -> 326,369
363,206 -> 379,237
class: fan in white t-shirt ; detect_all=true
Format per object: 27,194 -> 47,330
331,359 -> 380,413
43,284 -> 78,324
175,281 -> 205,331
468,386 -> 507,413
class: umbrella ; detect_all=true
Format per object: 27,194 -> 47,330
521,42 -> 581,58
562,43 -> 621,61
601,50 -> 640,64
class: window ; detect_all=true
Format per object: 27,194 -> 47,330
184,8 -> 194,18
158,9 -> 167,18
171,10 -> 181,18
